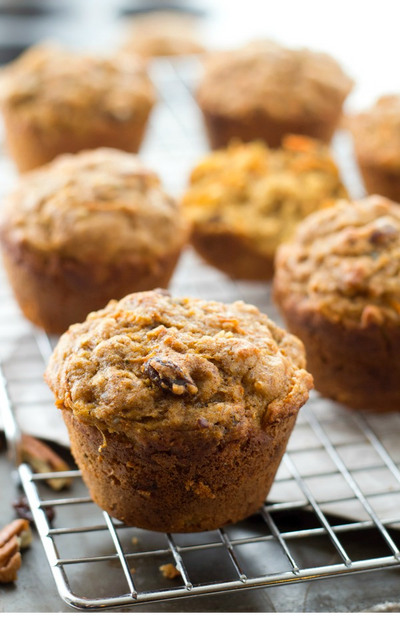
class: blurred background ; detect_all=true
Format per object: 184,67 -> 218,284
0,0 -> 399,111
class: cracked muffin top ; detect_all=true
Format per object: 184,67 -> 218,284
182,136 -> 348,254
274,195 -> 400,326
0,44 -> 156,130
197,40 -> 353,120
45,289 -> 313,439
0,148 -> 188,264
350,95 -> 400,169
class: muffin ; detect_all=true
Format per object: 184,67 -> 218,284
350,95 -> 400,202
121,12 -> 205,58
0,44 -> 156,172
45,289 -> 313,532
0,149 -> 188,334
274,195 -> 400,412
182,135 -> 348,280
197,40 -> 353,149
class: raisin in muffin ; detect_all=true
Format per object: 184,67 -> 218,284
350,95 -> 400,202
45,289 -> 313,532
197,40 -> 353,149
274,195 -> 400,412
0,149 -> 188,334
182,135 -> 348,280
0,44 -> 156,172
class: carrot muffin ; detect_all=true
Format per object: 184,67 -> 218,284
45,289 -> 313,532
121,12 -> 205,58
0,44 -> 156,172
197,40 -> 353,149
274,195 -> 400,412
0,149 -> 188,334
350,95 -> 400,202
182,135 -> 348,280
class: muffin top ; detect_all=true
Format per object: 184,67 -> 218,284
0,148 -> 188,264
0,44 -> 156,130
350,95 -> 400,169
121,12 -> 205,58
45,289 -> 313,440
182,135 -> 348,255
197,40 -> 353,121
274,195 -> 400,326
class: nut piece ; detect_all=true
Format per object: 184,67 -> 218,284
159,563 -> 181,579
13,496 -> 55,526
143,356 -> 198,396
21,434 -> 72,490
0,519 -> 32,584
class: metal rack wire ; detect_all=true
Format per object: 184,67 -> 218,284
1,56 -> 400,611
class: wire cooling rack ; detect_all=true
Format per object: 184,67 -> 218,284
1,56 -> 400,611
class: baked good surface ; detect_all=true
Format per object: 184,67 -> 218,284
182,135 -> 348,280
274,195 -> 400,411
197,40 -> 353,148
0,44 -> 156,171
121,11 -> 205,58
350,95 -> 400,201
0,149 -> 188,333
45,289 -> 313,532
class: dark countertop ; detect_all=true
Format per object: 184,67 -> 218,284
1,437 -> 400,614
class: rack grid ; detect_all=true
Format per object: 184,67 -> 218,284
1,56 -> 400,611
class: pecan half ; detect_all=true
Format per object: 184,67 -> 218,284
21,434 -> 72,491
143,356 -> 198,396
0,519 -> 32,584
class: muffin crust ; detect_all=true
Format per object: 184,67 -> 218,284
1,148 -> 186,265
274,195 -> 400,326
0,44 -> 156,171
197,40 -> 353,148
0,44 -> 155,132
45,289 -> 312,531
0,149 -> 188,333
274,195 -> 400,410
182,136 -> 348,280
351,95 -> 400,201
121,12 -> 205,58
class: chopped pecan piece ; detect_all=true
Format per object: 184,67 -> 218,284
13,496 -> 55,526
369,220 -> 398,245
21,434 -> 72,491
159,563 -> 181,579
143,356 -> 198,396
0,519 -> 32,584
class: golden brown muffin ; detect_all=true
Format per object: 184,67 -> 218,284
0,44 -> 156,172
121,12 -> 205,58
45,289 -> 313,532
0,149 -> 188,334
197,40 -> 353,149
350,95 -> 400,202
182,135 -> 348,280
274,195 -> 400,412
